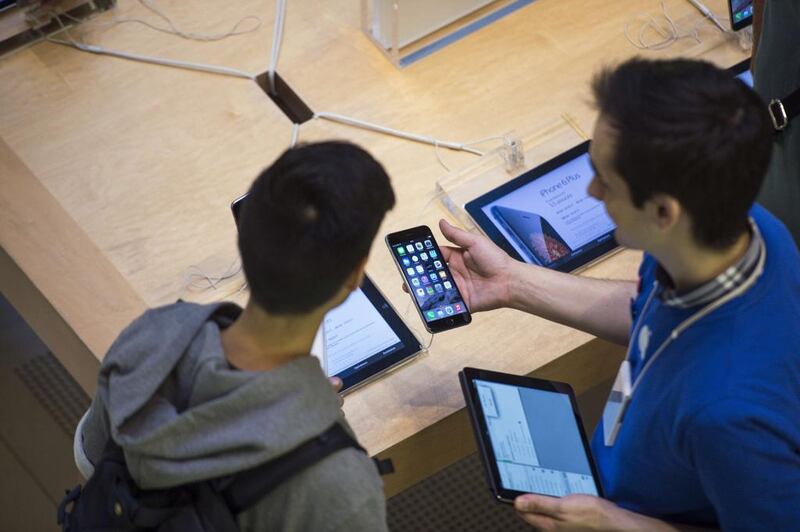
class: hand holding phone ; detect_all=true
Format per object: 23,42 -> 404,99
386,225 -> 471,333
436,219 -> 518,313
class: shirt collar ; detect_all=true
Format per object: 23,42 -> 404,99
657,219 -> 763,309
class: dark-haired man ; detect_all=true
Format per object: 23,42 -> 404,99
440,58 -> 800,529
73,142 -> 396,531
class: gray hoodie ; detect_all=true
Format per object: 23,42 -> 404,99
76,302 -> 387,532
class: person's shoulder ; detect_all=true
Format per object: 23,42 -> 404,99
238,446 -> 386,532
682,395 -> 800,454
752,204 -> 800,261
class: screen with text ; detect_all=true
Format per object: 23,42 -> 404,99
480,153 -> 615,268
475,379 -> 598,497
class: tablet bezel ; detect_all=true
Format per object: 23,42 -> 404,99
230,192 -> 423,394
459,367 -> 604,503
335,275 -> 423,394
464,141 -> 619,273
728,58 -> 751,84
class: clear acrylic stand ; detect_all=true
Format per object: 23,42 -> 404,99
436,117 -> 587,234
360,0 -> 519,67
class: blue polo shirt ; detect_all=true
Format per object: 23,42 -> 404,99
591,206 -> 800,530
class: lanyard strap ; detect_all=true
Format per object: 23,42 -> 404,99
625,245 -> 766,397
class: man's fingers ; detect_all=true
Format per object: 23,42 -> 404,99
439,245 -> 460,262
328,377 -> 344,407
439,219 -> 477,248
328,376 -> 343,393
515,511 -> 558,531
514,494 -> 562,517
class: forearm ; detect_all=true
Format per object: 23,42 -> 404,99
619,508 -> 718,532
506,261 -> 635,345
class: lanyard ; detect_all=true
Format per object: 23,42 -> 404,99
603,246 -> 766,447
626,247 -> 766,397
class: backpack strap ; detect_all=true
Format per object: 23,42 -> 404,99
221,422 -> 366,514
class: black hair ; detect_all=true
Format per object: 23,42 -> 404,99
592,57 -> 773,249
238,141 -> 395,313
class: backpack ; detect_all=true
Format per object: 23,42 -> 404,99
57,422 -> 393,532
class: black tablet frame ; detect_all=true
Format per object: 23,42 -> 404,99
334,275 -> 423,393
729,58 -> 752,86
459,367 -> 604,503
465,141 -> 618,272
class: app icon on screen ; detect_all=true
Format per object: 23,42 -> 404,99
429,250 -> 438,258
397,247 -> 406,256
420,252 -> 428,260
411,278 -> 420,287
437,309 -> 445,318
416,265 -> 424,274
416,288 -> 425,297
406,268 -> 416,276
421,275 -> 430,284
415,242 -> 424,251
434,261 -> 443,269
454,303 -> 463,312
430,272 -> 438,281
424,240 -> 433,248
445,306 -> 454,315
406,245 -> 414,253
426,310 -> 436,320
402,258 -> 411,266
412,255 -> 419,263
439,271 -> 447,279
443,281 -> 452,289
426,287 -> 435,295
434,284 -> 443,293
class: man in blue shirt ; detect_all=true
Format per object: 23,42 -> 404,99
441,58 -> 800,529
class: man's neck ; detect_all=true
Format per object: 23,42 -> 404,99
655,230 -> 752,293
221,302 -> 325,372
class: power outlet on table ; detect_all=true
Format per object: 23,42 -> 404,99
256,71 -> 314,125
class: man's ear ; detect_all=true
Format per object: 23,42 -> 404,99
647,194 -> 682,233
324,257 -> 368,311
344,257 -> 368,291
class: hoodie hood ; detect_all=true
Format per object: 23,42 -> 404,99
94,301 -> 342,489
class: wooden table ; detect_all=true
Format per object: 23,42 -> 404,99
0,0 -> 748,495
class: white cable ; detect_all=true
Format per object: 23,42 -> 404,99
48,35 -> 256,79
687,0 -> 727,32
60,1 -> 262,42
314,111 -> 485,156
43,14 -> 256,80
267,0 -> 288,93
183,259 -> 242,290
462,134 -> 510,148
624,1 -> 700,50
624,0 -> 736,52
433,140 -> 451,172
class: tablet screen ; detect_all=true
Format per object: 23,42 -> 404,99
465,142 -> 618,272
474,379 -> 599,497
729,59 -> 753,87
312,275 -> 421,391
